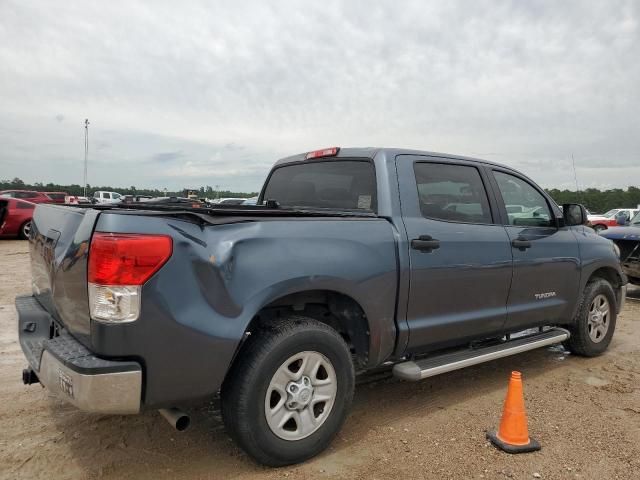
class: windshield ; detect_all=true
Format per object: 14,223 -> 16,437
261,160 -> 377,211
602,209 -> 619,218
45,193 -> 66,200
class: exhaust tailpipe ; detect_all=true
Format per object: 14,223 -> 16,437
159,408 -> 190,431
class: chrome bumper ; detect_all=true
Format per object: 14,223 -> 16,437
17,295 -> 142,415
38,350 -> 142,414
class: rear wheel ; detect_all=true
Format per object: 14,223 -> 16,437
565,278 -> 617,356
221,316 -> 355,466
592,224 -> 606,233
18,220 -> 31,240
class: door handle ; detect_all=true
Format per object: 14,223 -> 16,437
511,238 -> 532,251
411,235 -> 440,252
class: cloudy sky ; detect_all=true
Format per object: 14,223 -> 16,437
1,1 -> 638,192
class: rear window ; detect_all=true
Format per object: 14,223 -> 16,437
262,160 -> 377,211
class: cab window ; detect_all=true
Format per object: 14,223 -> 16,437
413,163 -> 493,224
493,171 -> 553,227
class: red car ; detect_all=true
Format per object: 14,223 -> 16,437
43,191 -> 69,204
0,190 -> 54,204
588,208 -> 640,232
0,198 -> 36,239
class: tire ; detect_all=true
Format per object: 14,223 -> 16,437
18,220 -> 31,240
221,316 -> 355,466
565,278 -> 617,357
592,224 -> 606,233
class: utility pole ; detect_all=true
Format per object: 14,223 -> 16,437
571,153 -> 580,201
215,184 -> 220,200
83,119 -> 90,197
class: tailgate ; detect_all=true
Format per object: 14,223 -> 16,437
30,204 -> 100,346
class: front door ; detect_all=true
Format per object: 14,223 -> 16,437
489,169 -> 581,331
397,157 -> 514,352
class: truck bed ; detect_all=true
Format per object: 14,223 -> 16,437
27,202 -> 398,407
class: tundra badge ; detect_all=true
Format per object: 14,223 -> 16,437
534,292 -> 557,300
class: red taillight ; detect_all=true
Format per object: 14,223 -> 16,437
88,233 -> 173,285
305,147 -> 340,160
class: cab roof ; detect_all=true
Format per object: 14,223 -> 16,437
273,147 -> 511,170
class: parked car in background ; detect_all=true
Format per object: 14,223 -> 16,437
93,191 -> 123,204
600,211 -> 640,286
65,195 -> 92,205
121,195 -> 153,204
242,196 -> 258,205
210,197 -> 248,205
588,208 -> 639,232
0,198 -> 36,239
0,190 -> 54,204
43,192 -> 69,204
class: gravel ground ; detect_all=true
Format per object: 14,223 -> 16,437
1,239 -> 639,480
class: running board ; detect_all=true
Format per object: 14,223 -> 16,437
392,328 -> 570,381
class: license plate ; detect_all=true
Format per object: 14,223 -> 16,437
58,369 -> 74,399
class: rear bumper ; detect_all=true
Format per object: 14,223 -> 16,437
17,295 -> 142,414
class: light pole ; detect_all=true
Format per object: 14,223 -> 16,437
83,119 -> 90,197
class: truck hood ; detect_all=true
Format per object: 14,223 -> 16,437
599,226 -> 640,241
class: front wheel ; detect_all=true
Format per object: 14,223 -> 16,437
565,278 -> 617,356
592,224 -> 606,233
221,316 -> 355,466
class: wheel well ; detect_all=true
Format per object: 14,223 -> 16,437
588,266 -> 622,289
244,290 -> 370,368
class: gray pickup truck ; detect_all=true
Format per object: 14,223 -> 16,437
17,147 -> 626,466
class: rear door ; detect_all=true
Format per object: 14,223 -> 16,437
397,156 -> 513,351
488,168 -> 580,330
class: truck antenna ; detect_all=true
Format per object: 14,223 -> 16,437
571,154 -> 580,201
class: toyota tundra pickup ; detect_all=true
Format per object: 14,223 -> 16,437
17,147 -> 627,466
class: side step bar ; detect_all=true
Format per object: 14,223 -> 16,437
392,328 -> 570,381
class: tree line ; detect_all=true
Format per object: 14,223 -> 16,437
2,177 -> 639,213
547,187 -> 640,214
0,178 -> 258,200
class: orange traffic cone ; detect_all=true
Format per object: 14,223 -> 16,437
487,371 -> 541,453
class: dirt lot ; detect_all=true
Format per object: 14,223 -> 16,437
1,239 -> 639,480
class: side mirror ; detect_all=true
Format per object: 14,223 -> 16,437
562,203 -> 588,226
